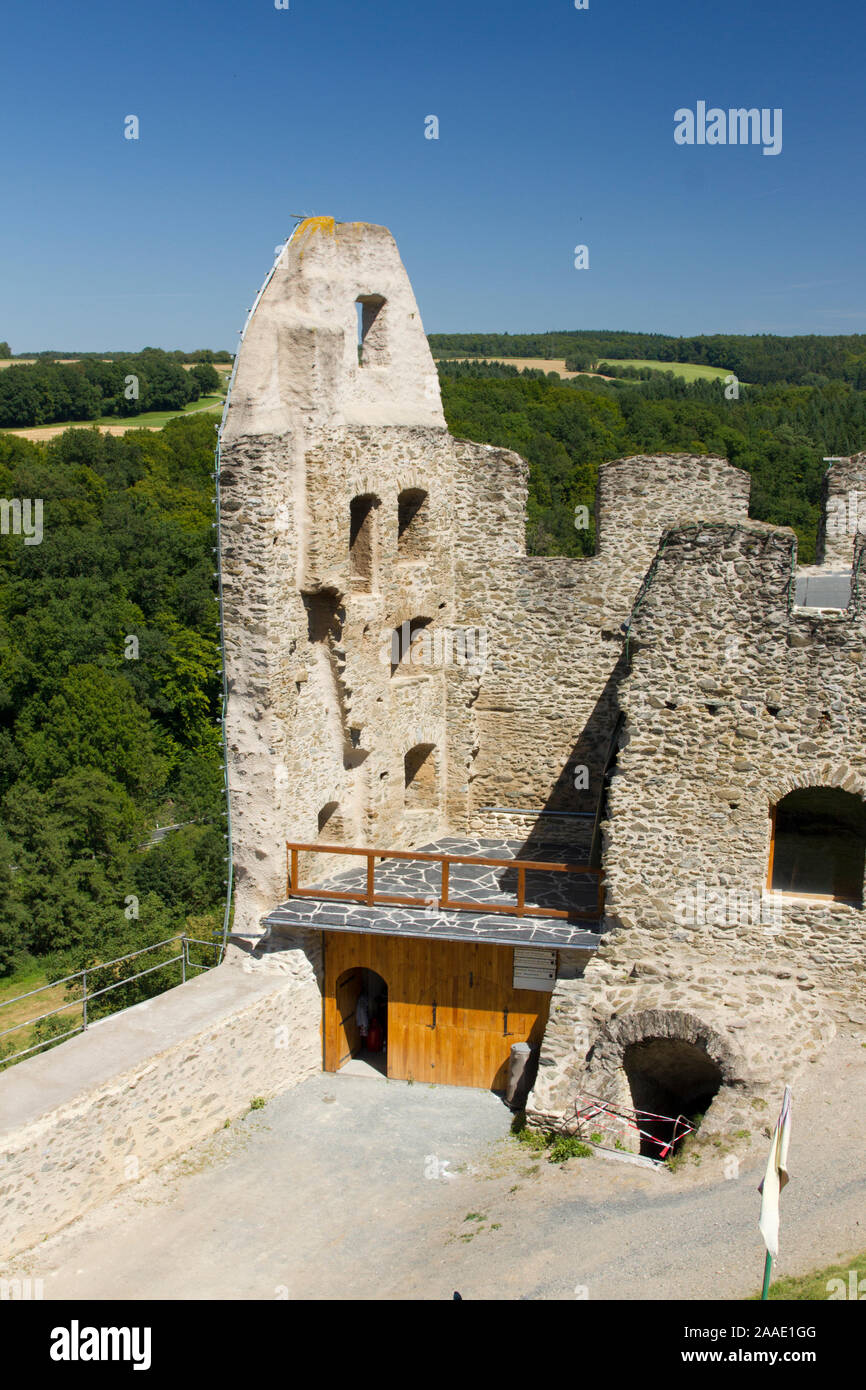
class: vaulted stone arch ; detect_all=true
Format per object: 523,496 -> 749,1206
585,1007 -> 749,1141
764,767 -> 866,807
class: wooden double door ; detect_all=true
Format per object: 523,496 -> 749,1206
323,931 -> 550,1090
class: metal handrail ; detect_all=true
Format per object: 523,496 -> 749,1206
0,934 -> 222,1067
285,841 -> 605,921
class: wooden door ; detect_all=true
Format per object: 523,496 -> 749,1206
334,967 -> 363,1068
323,932 -> 550,1090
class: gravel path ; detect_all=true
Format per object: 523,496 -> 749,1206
4,1030 -> 863,1301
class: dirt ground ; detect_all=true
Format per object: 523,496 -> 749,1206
5,423 -> 164,442
3,1029 -> 863,1302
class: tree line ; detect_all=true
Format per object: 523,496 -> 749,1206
438,358 -> 866,560
429,330 -> 866,388
0,351 -> 223,428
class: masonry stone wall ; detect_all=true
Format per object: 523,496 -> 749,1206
452,456 -> 752,838
529,515 -> 866,1140
817,453 -> 866,567
0,938 -> 320,1258
220,220 -> 462,944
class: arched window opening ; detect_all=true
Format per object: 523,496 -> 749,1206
404,744 -> 437,811
390,616 -> 433,676
304,590 -> 343,645
356,295 -> 388,367
349,494 -> 379,590
769,787 -> 865,904
624,1038 -> 722,1159
397,488 -> 430,558
317,801 -> 345,841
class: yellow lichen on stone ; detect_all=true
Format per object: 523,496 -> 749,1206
292,216 -> 336,258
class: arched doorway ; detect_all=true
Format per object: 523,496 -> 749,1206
334,967 -> 388,1076
623,1037 -> 723,1157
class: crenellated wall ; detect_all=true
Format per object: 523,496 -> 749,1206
817,452 -> 866,568
528,518 -> 866,1137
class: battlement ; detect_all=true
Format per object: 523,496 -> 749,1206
817,452 -> 866,568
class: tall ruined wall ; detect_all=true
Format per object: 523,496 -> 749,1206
220,219 -> 456,944
452,455 -> 752,838
529,521 -> 865,1135
817,451 -> 866,567
595,454 -> 751,619
452,555 -> 623,830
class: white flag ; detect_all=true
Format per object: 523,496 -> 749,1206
758,1085 -> 792,1258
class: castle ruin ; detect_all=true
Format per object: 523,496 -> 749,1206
219,216 -> 866,1150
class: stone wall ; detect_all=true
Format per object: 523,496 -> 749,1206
0,941 -> 320,1258
220,220 -> 460,946
529,517 -> 865,1139
817,452 -> 866,567
218,221 -> 865,1154
451,455 -> 752,838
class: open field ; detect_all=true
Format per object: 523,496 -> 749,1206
1,394 -> 225,441
435,354 -> 733,384
597,357 -> 732,382
0,967 -> 82,1068
434,355 -> 586,378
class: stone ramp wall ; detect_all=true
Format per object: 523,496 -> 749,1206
0,947 -> 320,1259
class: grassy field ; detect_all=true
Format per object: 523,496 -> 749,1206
2,393 -> 225,441
758,1249 -> 866,1300
598,358 -> 732,382
0,964 -> 83,1068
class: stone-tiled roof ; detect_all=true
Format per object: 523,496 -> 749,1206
264,837 -> 602,951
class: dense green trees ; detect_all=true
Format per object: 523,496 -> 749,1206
0,416 -> 225,1001
0,342 -> 11,359
438,359 -> 866,560
0,350 -> 227,428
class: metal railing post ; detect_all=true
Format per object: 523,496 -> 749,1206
181,937 -> 187,985
82,969 -> 88,1031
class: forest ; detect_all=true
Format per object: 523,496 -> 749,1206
0,415 -> 226,1052
437,358 -> 866,559
0,350 -> 224,428
429,329 -> 866,388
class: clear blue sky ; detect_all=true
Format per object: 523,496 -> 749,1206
2,0 -> 864,350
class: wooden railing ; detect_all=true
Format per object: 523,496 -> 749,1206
285,842 -> 604,921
